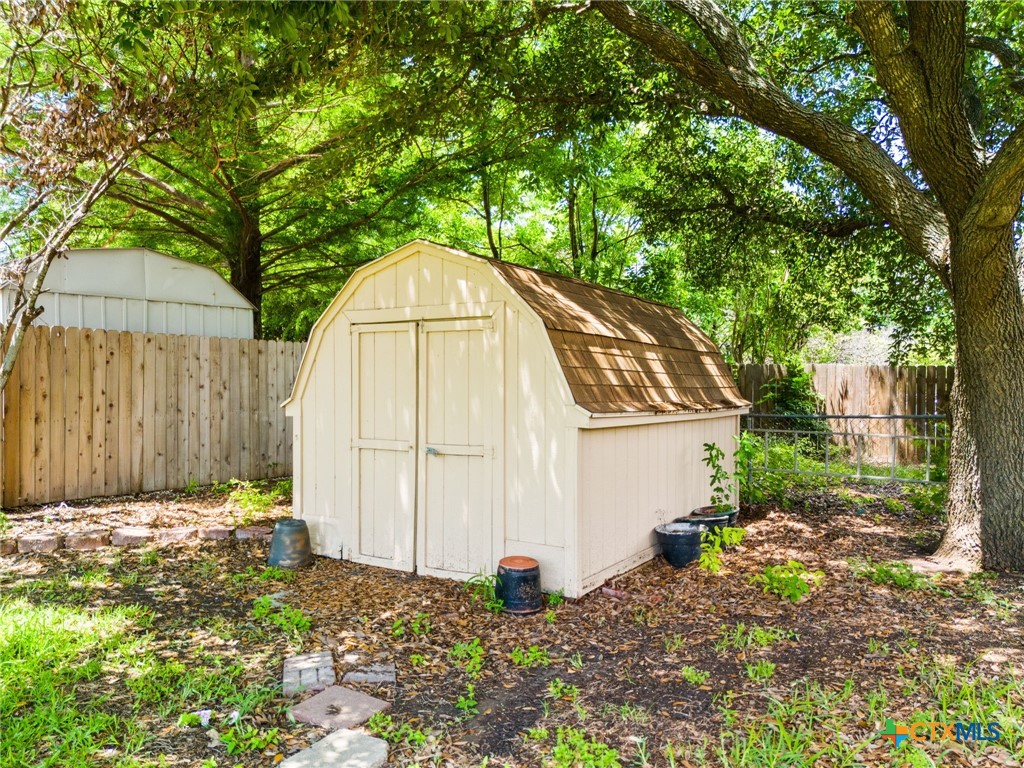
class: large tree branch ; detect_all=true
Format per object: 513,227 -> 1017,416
106,190 -> 226,254
853,2 -> 984,217
963,124 -> 1024,232
595,0 -> 951,281
123,167 -> 214,215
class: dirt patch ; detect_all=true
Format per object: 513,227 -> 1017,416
2,484 -> 285,538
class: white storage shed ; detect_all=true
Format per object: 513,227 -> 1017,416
0,248 -> 255,338
283,240 -> 749,597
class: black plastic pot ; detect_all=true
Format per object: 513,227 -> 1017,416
676,505 -> 739,531
496,556 -> 543,615
654,521 -> 707,568
267,519 -> 312,569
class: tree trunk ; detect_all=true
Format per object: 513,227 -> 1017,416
936,229 -> 1024,570
230,215 -> 263,339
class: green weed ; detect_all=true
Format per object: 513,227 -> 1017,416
715,623 -> 798,651
744,659 -> 777,684
750,561 -> 824,602
549,727 -> 620,768
680,666 -> 710,685
450,637 -> 486,678
510,644 -> 550,668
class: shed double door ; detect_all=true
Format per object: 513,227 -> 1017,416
352,319 -> 497,578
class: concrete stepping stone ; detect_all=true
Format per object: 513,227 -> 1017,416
279,728 -> 387,768
290,685 -> 389,731
342,663 -> 396,686
283,651 -> 336,696
18,533 -> 64,553
65,529 -> 110,551
155,526 -> 197,544
198,526 -> 233,540
235,525 -> 273,541
111,527 -> 154,547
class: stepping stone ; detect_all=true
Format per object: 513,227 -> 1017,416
235,525 -> 273,541
342,663 -> 396,686
156,527 -> 197,544
279,728 -> 387,768
111,527 -> 154,547
290,685 -> 389,731
0,539 -> 17,556
65,529 -> 111,551
18,533 -> 64,553
198,526 -> 233,540
283,651 -> 336,696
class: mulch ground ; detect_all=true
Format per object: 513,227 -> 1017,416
2,483 -> 1022,767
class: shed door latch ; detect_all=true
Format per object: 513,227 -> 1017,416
424,446 -> 439,456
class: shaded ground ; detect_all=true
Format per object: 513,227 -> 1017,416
1,483 -> 286,537
2,482 -> 1022,767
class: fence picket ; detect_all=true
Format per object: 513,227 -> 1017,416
0,326 -> 303,507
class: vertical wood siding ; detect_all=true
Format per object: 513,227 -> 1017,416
0,325 -> 303,507
576,415 -> 740,594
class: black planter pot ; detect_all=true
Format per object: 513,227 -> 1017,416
676,505 -> 739,531
654,521 -> 707,568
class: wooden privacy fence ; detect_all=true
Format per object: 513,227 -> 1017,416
737,363 -> 954,464
1,325 -> 304,508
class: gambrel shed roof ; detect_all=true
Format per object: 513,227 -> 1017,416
486,255 -> 747,414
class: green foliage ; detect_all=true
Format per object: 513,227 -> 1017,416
449,637 -> 486,679
250,596 -> 310,635
547,678 -> 581,701
411,612 -> 431,636
663,633 -> 684,652
547,589 -> 565,607
0,599 -> 149,766
227,479 -> 277,526
904,484 -> 947,521
851,559 -> 948,594
455,682 -> 478,717
744,660 -> 777,684
715,623 -> 798,651
680,666 -> 710,685
219,723 -> 278,755
367,712 -> 429,746
233,565 -> 295,585
549,727 -> 621,768
510,645 -> 550,668
750,561 -> 824,602
464,571 -> 504,615
702,442 -> 735,513
699,526 -> 746,573
272,479 -> 294,500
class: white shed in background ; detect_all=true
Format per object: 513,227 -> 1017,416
0,248 -> 255,338
283,240 -> 749,598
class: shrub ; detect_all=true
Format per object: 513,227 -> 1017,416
750,560 -> 824,602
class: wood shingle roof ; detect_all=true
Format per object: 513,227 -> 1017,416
488,258 -> 748,415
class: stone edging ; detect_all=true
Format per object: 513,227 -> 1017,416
0,525 -> 273,557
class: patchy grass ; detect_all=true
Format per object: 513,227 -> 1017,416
2,482 -> 1024,767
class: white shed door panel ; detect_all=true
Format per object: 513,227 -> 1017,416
353,323 -> 417,571
418,321 -> 494,578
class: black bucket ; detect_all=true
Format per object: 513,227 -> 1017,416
496,556 -> 543,615
267,519 -> 313,569
676,505 -> 738,531
654,521 -> 707,568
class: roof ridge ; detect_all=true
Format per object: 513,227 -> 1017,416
414,239 -> 698,318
